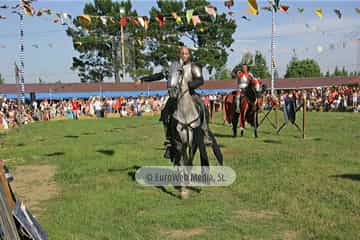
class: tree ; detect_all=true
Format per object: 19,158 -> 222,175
0,73 -> 4,84
212,67 -> 231,80
341,66 -> 348,77
67,0 -> 150,82
325,70 -> 330,77
285,57 -> 321,78
146,0 -> 236,74
251,51 -> 271,79
231,51 -> 253,77
332,66 -> 341,76
231,51 -> 271,79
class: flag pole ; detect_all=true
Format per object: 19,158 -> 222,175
19,0 -> 25,106
271,6 -> 276,96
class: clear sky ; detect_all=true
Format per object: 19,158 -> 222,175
0,0 -> 359,83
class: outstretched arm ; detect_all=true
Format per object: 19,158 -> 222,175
139,72 -> 167,82
188,64 -> 204,89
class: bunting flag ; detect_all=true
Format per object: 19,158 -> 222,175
227,11 -> 235,17
36,10 -> 42,16
100,16 -> 108,25
205,5 -> 217,19
241,16 -> 251,21
23,4 -> 34,16
186,9 -> 194,24
79,15 -> 91,25
261,6 -> 272,12
224,0 -> 234,9
119,16 -> 127,27
247,0 -> 259,15
315,8 -> 323,19
62,12 -> 72,20
171,12 -> 182,24
143,16 -> 149,30
305,23 -> 318,32
155,14 -> 165,27
192,15 -> 201,26
269,0 -> 280,12
42,8 -> 51,15
131,17 -> 140,27
334,9 -> 342,19
297,8 -> 304,13
356,8 -> 360,14
279,5 -> 289,13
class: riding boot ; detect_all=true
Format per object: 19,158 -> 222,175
202,101 -> 212,145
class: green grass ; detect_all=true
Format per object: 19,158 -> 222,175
0,112 -> 359,240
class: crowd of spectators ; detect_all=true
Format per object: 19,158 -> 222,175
266,86 -> 360,112
0,86 -> 359,129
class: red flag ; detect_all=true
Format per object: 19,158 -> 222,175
279,5 -> 289,12
119,16 -> 127,28
156,14 -> 165,27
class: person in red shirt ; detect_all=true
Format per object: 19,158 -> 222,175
72,99 -> 79,120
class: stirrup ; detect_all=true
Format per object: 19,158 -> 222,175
164,146 -> 171,159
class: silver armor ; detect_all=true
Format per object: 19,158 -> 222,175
237,72 -> 253,90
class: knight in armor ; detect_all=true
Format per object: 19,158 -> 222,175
136,46 -> 211,158
232,64 -> 254,113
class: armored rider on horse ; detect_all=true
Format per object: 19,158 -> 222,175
225,63 -> 265,137
136,46 -> 216,160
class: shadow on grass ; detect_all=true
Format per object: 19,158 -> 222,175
82,132 -> 96,136
331,174 -> 360,182
64,135 -> 79,139
108,165 -> 141,173
16,143 -> 25,147
213,133 -> 233,138
263,139 -> 282,144
44,152 -> 65,157
96,149 -> 115,156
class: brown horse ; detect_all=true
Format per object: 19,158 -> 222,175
224,80 -> 264,138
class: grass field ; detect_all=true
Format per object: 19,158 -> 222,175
0,112 -> 359,240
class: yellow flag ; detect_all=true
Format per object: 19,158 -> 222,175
79,15 -> 92,25
315,8 -> 323,19
247,0 -> 259,15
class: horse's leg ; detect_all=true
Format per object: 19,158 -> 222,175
240,100 -> 248,137
232,103 -> 240,137
254,111 -> 258,138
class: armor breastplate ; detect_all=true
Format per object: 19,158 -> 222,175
167,61 -> 183,88
181,63 -> 192,91
238,72 -> 250,89
167,61 -> 183,98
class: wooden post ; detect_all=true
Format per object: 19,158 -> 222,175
222,95 -> 227,124
303,95 -> 306,139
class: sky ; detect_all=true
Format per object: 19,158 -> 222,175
0,0 -> 359,83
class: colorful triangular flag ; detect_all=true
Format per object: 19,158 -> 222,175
315,8 -> 323,19
247,0 -> 259,15
186,9 -> 194,24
